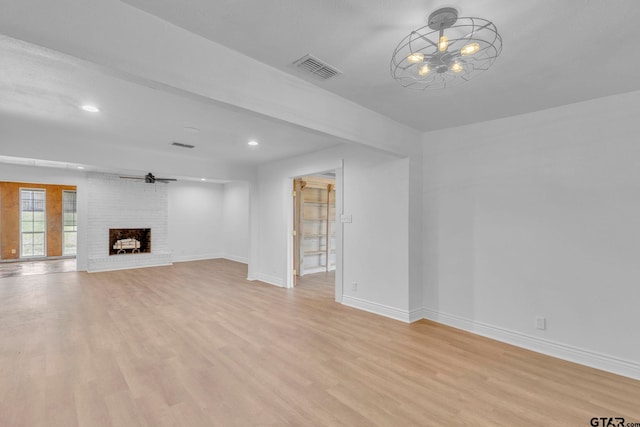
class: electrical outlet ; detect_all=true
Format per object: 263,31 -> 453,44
11,249 -> 16,255
535,317 -> 546,330
352,282 -> 358,291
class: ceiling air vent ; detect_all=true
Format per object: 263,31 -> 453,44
292,54 -> 342,81
171,142 -> 195,149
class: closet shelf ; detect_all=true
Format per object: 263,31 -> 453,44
294,176 -> 337,277
304,249 -> 336,255
304,201 -> 336,206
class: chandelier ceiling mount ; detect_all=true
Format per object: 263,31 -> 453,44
427,7 -> 458,31
391,7 -> 502,90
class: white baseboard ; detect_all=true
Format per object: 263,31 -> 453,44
247,273 -> 284,287
87,253 -> 173,273
342,296 -> 414,323
422,308 -> 640,380
221,254 -> 249,264
172,254 -> 249,264
408,308 -> 424,323
172,253 -> 223,263
87,261 -> 173,273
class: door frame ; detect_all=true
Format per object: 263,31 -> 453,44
285,164 -> 343,303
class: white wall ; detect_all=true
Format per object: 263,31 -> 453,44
342,156 -> 410,316
222,181 -> 250,264
422,90 -> 640,379
251,144 -> 416,321
250,147 -> 345,286
168,180 -> 224,262
168,180 -> 250,264
408,154 -> 424,314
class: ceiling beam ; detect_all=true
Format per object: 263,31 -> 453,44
0,0 -> 421,158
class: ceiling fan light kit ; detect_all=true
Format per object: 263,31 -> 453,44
390,7 -> 502,90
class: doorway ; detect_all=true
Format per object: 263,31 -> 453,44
0,181 -> 78,275
292,173 -> 336,288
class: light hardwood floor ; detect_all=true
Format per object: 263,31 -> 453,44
0,259 -> 638,426
0,258 -> 76,278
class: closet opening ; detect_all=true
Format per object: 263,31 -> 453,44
291,172 -> 336,290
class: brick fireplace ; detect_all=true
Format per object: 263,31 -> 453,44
87,174 -> 171,272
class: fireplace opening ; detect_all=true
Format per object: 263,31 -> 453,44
109,228 -> 151,255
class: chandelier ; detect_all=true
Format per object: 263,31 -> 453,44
390,7 -> 502,90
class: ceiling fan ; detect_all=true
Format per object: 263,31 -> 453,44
119,172 -> 177,183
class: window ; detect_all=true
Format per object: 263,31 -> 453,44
20,189 -> 46,257
62,190 -> 77,256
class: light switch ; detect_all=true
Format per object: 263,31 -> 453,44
340,214 -> 352,223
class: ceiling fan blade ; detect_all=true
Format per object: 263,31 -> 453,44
119,173 -> 176,183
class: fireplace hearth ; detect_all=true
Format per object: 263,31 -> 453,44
109,228 -> 151,255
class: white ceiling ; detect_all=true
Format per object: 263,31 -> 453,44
0,36 -> 345,174
1,0 -> 640,179
122,0 -> 640,131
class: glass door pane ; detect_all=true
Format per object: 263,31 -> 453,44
20,189 -> 46,257
62,191 -> 77,256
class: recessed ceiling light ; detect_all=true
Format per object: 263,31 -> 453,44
200,178 -> 206,181
248,140 -> 259,146
77,166 -> 85,169
81,105 -> 100,113
184,127 -> 200,134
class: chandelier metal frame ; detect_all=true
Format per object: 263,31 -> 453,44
390,7 -> 502,90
